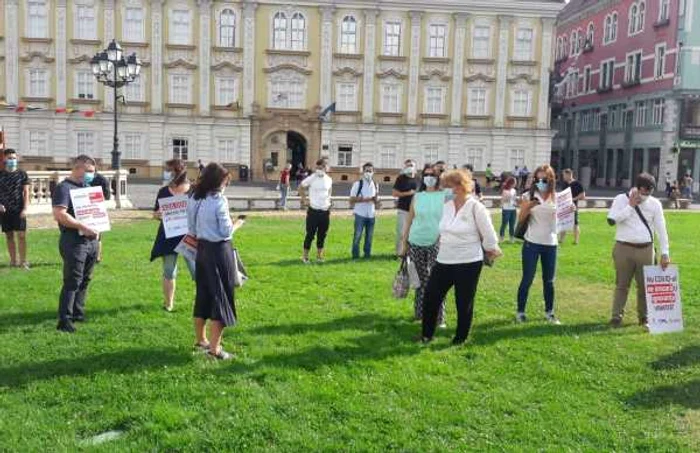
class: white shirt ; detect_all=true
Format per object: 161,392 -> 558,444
607,192 -> 670,256
523,193 -> 558,246
501,188 -> 517,210
436,198 -> 500,264
350,178 -> 377,218
301,173 -> 333,211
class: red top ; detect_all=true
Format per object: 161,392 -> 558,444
280,169 -> 291,185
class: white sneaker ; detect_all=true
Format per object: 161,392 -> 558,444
438,323 -> 447,329
545,313 -> 561,325
516,312 -> 527,323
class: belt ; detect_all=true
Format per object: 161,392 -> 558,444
617,241 -> 652,249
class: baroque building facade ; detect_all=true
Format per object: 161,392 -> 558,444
0,0 -> 563,181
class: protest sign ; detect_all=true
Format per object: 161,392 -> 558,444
175,234 -> 198,262
70,186 -> 111,233
556,187 -> 576,233
644,265 -> 683,334
159,195 -> 189,238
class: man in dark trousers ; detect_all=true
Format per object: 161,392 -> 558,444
52,155 -> 100,333
91,170 -> 111,262
0,148 -> 31,269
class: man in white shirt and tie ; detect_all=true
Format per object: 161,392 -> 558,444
299,159 -> 333,264
349,163 -> 378,259
607,173 -> 671,328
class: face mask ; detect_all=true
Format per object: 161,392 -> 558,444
83,172 -> 96,185
535,182 -> 549,192
163,171 -> 172,181
364,171 -> 373,180
403,167 -> 415,176
444,188 -> 455,201
423,176 -> 437,188
639,194 -> 649,203
5,159 -> 18,171
315,169 -> 325,177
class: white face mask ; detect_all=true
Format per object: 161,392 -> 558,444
364,171 -> 373,180
315,169 -> 325,177
163,171 -> 172,181
423,176 -> 437,188
403,166 -> 415,176
639,194 -> 649,203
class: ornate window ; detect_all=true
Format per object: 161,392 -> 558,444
290,12 -> 306,50
515,28 -> 533,60
171,10 -> 191,45
468,87 -> 488,116
340,16 -> 358,54
586,23 -> 594,45
124,134 -> 142,159
76,4 -> 97,40
380,145 -> 398,168
76,132 -> 96,156
511,89 -> 531,117
216,77 -> 237,106
219,9 -> 236,47
269,73 -> 306,109
424,86 -> 445,114
217,139 -> 237,163
472,26 -> 491,59
28,131 -> 48,156
381,83 -> 401,113
422,145 -> 439,166
625,51 -> 642,83
28,69 -> 49,97
125,76 -> 144,102
273,12 -> 287,49
428,24 -> 447,58
272,11 -> 307,50
629,2 -> 645,35
659,0 -> 670,21
336,83 -> 358,111
124,7 -> 145,42
171,138 -> 189,160
383,21 -> 401,56
75,70 -> 95,99
169,74 -> 191,104
27,1 -> 49,38
654,43 -> 666,78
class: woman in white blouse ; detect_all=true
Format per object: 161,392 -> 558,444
419,170 -> 502,345
516,164 -> 560,324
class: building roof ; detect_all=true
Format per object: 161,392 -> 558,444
558,0 -> 617,23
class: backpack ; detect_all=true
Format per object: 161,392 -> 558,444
350,179 -> 379,208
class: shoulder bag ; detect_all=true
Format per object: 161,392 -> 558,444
472,202 -> 495,267
392,256 -> 410,299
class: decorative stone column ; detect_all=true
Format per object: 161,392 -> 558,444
151,0 -> 165,114
320,6 -> 335,110
537,18 -> 555,129
362,9 -> 379,124
494,15 -> 512,128
4,0 -> 20,105
198,0 -> 212,116
407,11 -> 422,124
56,0 -> 68,107
104,0 -> 116,112
242,1 -> 257,117
451,13 -> 469,126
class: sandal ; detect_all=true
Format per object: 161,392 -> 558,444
193,341 -> 211,352
207,349 -> 234,360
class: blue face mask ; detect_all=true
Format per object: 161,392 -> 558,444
5,158 -> 18,171
444,188 -> 455,201
536,182 -> 549,192
83,172 -> 96,185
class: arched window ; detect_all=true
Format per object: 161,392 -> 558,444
273,12 -> 287,49
340,16 -> 357,54
638,2 -> 646,31
570,31 -> 576,56
604,16 -> 611,43
219,9 -> 235,47
611,13 -> 618,40
587,23 -> 594,45
629,4 -> 638,35
578,28 -> 584,52
290,12 -> 306,50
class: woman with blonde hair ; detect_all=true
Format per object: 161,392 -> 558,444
419,169 -> 501,345
516,164 -> 560,324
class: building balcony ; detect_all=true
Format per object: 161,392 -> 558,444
621,78 -> 641,89
681,125 -> 700,140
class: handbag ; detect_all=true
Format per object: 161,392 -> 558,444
232,248 -> 248,287
392,256 -> 410,299
472,202 -> 495,267
407,256 -> 421,289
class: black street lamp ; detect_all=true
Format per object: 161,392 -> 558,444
91,39 -> 141,207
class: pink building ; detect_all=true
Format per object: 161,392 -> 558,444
551,0 -> 679,187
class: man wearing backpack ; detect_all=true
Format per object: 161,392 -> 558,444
607,173 -> 670,329
350,162 -> 378,259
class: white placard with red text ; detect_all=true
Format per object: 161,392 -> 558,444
644,265 -> 683,334
69,186 -> 111,233
556,187 -> 576,233
159,195 -> 189,239
174,234 -> 198,262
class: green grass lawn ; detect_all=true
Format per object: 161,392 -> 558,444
1,211 -> 699,451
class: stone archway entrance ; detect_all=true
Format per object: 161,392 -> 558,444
287,131 -> 307,176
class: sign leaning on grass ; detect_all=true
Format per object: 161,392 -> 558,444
644,265 -> 683,334
70,186 -> 111,233
159,194 -> 189,238
556,187 -> 575,233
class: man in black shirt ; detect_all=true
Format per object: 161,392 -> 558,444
52,155 -> 100,333
91,171 -> 111,263
392,159 -> 418,255
559,168 -> 586,245
0,149 -> 31,268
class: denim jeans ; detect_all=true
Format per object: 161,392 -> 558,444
517,241 -> 557,313
500,209 -> 517,238
352,214 -> 375,258
279,185 -> 289,208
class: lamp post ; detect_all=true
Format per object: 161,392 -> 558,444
90,39 -> 141,208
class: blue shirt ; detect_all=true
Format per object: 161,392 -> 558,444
187,192 -> 234,242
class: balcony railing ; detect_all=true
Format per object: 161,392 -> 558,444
681,125 -> 700,140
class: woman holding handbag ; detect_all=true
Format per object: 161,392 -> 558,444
419,169 -> 501,346
400,165 -> 447,326
187,163 -> 245,360
515,164 -> 560,324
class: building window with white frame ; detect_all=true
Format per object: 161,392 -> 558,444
171,10 -> 191,45
76,132 -> 96,155
467,87 -> 487,116
28,69 -> 49,97
586,23 -> 594,46
425,87 -> 445,114
75,70 -> 95,99
638,2 -> 646,31
76,5 -> 97,40
337,144 -> 354,167
270,79 -> 304,109
27,1 -> 49,38
123,7 -> 145,42
272,11 -> 306,50
466,148 -> 483,170
219,9 -> 236,47
472,26 -> 491,59
611,13 -> 618,41
383,21 -> 401,56
654,44 -> 666,78
340,16 -> 357,54
629,2 -> 645,35
217,138 -> 237,163
659,0 -> 670,21
509,149 -> 525,170
423,144 -> 439,165
171,137 -> 189,160
652,99 -> 664,125
515,28 -> 534,60
28,131 -> 48,156
216,77 -> 237,106
272,12 -> 288,49
600,59 -> 615,89
635,101 -> 648,127
290,12 -> 306,50
428,24 -> 447,58
570,30 -> 577,56
123,133 -> 142,159
512,90 -> 531,117
169,74 -> 191,104
336,83 -> 357,111
381,83 -> 401,113
604,16 -> 612,44
584,66 -> 592,93
625,52 -> 642,83
380,145 -> 398,168
125,75 -> 144,102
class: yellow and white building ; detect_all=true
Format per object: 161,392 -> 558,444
0,0 -> 563,181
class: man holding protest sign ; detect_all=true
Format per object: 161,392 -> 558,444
52,155 -> 108,333
558,169 -> 585,245
607,173 -> 671,329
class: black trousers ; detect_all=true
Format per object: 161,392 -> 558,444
422,261 -> 483,341
58,232 -> 99,321
304,208 -> 330,250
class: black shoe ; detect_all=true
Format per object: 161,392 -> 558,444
57,319 -> 76,333
72,316 -> 86,323
451,337 -> 467,346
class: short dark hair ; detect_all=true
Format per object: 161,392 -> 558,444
74,154 -> 96,167
463,164 -> 474,172
635,173 -> 656,191
362,162 -> 374,170
563,168 -> 574,177
193,162 -> 229,200
434,160 -> 446,166
315,159 -> 326,167
3,148 -> 17,157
